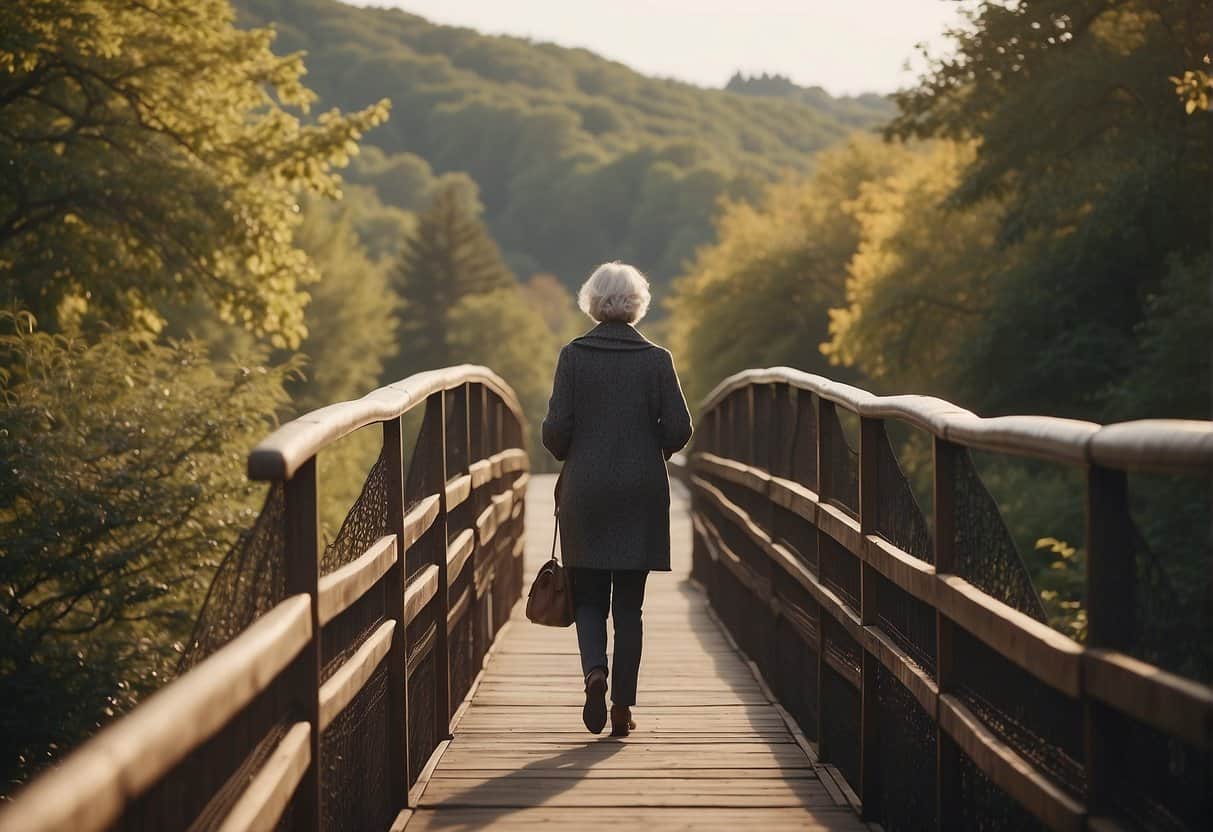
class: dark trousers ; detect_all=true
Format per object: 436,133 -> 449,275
570,567 -> 648,707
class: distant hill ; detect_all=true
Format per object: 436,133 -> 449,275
238,0 -> 893,290
725,72 -> 893,127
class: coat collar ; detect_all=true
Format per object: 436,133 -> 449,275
570,321 -> 657,352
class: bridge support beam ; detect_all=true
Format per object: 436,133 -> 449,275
383,418 -> 411,800
1084,465 -> 1134,818
933,438 -> 962,832
284,458 -> 321,832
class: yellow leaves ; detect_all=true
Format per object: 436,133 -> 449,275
1170,65 -> 1211,115
1036,536 -> 1078,560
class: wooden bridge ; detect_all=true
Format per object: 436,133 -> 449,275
1,365 -> 1210,831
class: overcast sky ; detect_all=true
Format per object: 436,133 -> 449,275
355,1 -> 968,97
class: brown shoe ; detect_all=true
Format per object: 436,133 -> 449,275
582,668 -> 608,734
610,705 -> 636,738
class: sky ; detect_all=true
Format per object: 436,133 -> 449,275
356,1 -> 968,97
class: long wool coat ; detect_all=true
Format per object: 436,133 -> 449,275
541,321 -> 693,572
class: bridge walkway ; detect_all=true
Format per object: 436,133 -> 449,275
404,474 -> 867,831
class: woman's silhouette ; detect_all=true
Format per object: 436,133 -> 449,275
541,261 -> 693,736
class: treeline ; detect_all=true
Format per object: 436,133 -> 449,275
234,0 -> 892,288
671,0 -> 1211,648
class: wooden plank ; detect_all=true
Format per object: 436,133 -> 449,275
217,722 -> 311,832
864,534 -> 936,606
1083,648 -> 1213,750
318,620 -> 395,731
939,694 -> 1084,832
419,776 -> 832,808
404,565 -> 439,625
0,595 -> 312,832
317,534 -> 396,626
402,494 -> 441,550
936,575 -> 1082,697
406,807 -> 866,831
468,459 -> 493,489
446,528 -> 474,580
444,473 -> 472,511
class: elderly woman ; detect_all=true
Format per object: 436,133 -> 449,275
541,261 -> 693,737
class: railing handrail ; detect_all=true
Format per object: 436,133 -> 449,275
702,366 -> 1213,472
688,368 -> 1212,830
248,365 -> 526,480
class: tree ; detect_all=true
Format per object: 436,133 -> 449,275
0,313 -> 297,789
824,141 -> 1009,397
446,287 -> 561,470
290,198 -> 400,413
385,184 -> 514,378
669,136 -> 911,408
0,0 -> 388,347
888,0 -> 1211,416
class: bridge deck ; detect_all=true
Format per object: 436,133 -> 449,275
405,474 -> 866,831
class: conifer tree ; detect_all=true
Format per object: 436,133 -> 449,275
385,184 -> 514,378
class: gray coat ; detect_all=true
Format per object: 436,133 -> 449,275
541,322 -> 693,572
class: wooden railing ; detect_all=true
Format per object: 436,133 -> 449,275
678,367 -> 1212,831
0,366 -> 530,832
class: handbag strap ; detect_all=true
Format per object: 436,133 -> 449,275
550,468 -> 562,564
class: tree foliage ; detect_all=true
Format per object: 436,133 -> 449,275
0,313 -> 296,787
669,137 -> 910,408
235,0 -> 892,289
385,184 -> 514,380
0,0 -> 388,347
887,0 -> 1210,415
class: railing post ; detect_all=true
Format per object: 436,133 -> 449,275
468,385 -> 488,647
815,396 -> 833,759
283,457 -> 321,831
383,419 -> 411,797
933,438 -> 961,831
858,416 -> 883,821
422,393 -> 452,739
1084,465 -> 1134,818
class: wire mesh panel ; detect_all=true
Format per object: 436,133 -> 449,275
1103,702 -> 1212,830
178,483 -> 287,671
1127,472 -> 1213,683
820,402 -> 859,516
406,602 -> 439,788
952,628 -> 1085,798
821,614 -> 861,788
774,583 -> 820,743
875,663 -> 937,831
873,426 -> 933,563
953,449 -> 1047,621
820,533 -> 860,613
320,665 -> 393,832
954,739 -> 1048,831
874,572 -> 936,676
319,448 -> 390,575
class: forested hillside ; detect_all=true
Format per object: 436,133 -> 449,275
235,0 -> 892,288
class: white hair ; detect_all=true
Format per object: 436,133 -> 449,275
577,261 -> 651,323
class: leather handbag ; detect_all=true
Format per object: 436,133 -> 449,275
525,475 -> 574,627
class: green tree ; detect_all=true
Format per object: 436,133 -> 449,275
669,136 -> 910,408
446,287 -> 561,470
0,0 -> 388,347
0,313 -> 297,788
824,141 -> 1010,396
290,198 -> 400,412
888,0 -> 1211,416
385,184 -> 514,379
